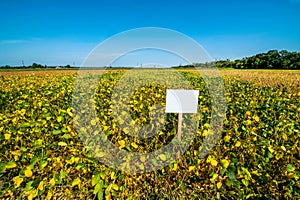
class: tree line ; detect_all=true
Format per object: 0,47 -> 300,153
215,50 -> 300,69
0,63 -> 72,69
174,50 -> 300,70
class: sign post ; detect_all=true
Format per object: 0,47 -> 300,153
165,89 -> 199,141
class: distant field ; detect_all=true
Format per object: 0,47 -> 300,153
0,69 -> 299,199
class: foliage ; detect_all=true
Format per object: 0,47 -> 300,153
216,50 -> 300,70
0,70 -> 299,199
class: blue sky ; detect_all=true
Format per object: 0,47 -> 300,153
0,0 -> 300,66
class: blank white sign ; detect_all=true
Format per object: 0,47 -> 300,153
165,89 -> 199,113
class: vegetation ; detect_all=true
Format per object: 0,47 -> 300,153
0,63 -> 72,69
214,50 -> 300,69
172,50 -> 300,70
0,69 -> 299,199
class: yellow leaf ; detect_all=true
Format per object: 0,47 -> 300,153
217,181 -> 222,189
90,119 -> 97,126
58,141 -> 67,146
45,190 -> 53,200
188,166 -> 195,171
210,159 -> 218,166
224,135 -> 231,142
131,142 -> 138,149
268,146 -> 275,153
4,133 -> 11,140
38,181 -> 44,191
245,111 -> 251,116
27,189 -> 38,200
13,176 -> 23,188
11,150 -> 21,156
246,119 -> 252,126
140,156 -> 146,163
57,116 -> 63,122
210,173 -> 218,182
49,177 -> 55,187
253,115 -> 260,122
202,130 -> 208,136
66,125 -> 72,132
72,178 -> 81,187
118,140 -> 126,149
111,171 -> 115,179
221,159 -> 230,169
139,164 -> 144,170
6,161 -> 17,169
159,154 -> 167,161
282,133 -> 288,141
235,141 -> 242,147
25,168 -> 33,177
280,146 -> 286,151
111,183 -> 119,191
173,163 -> 178,171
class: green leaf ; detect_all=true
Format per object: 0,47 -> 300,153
94,181 -> 103,194
53,130 -> 61,135
60,171 -> 66,180
5,161 -> 17,169
24,181 -> 34,191
228,171 -> 236,180
0,162 -> 6,173
151,159 -> 158,166
221,168 -> 227,176
29,156 -> 38,168
287,164 -> 295,173
34,139 -> 43,146
97,190 -> 104,200
39,160 -> 48,170
225,180 -> 234,187
92,174 -> 100,186
242,179 -> 249,187
62,134 -> 71,139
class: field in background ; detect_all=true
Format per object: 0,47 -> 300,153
0,69 -> 299,199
